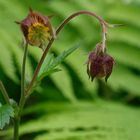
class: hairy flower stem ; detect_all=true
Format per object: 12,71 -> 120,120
25,10 -> 108,97
13,43 -> 28,140
14,117 -> 20,140
19,43 -> 28,108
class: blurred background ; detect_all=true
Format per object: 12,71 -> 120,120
0,0 -> 140,140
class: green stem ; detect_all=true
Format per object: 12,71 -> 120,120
0,80 -> 10,105
13,43 -> 28,140
19,43 -> 28,107
14,117 -> 20,140
25,10 -> 108,97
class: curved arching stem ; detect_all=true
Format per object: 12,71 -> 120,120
56,10 -> 108,34
25,10 -> 108,97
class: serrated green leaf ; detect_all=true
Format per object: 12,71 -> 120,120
0,105 -> 14,129
51,44 -> 80,66
52,41 -> 97,96
39,68 -> 61,81
37,44 -> 80,81
38,54 -> 55,80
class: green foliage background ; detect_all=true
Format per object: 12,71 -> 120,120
0,0 -> 140,140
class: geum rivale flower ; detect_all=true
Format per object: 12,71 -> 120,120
16,8 -> 55,50
87,43 -> 114,82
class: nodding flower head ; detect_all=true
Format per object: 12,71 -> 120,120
16,8 -> 55,49
87,43 -> 114,82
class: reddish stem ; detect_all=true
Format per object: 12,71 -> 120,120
25,10 -> 108,97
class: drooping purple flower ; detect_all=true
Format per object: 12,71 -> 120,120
87,43 -> 114,82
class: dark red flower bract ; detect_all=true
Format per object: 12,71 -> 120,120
87,50 -> 114,82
